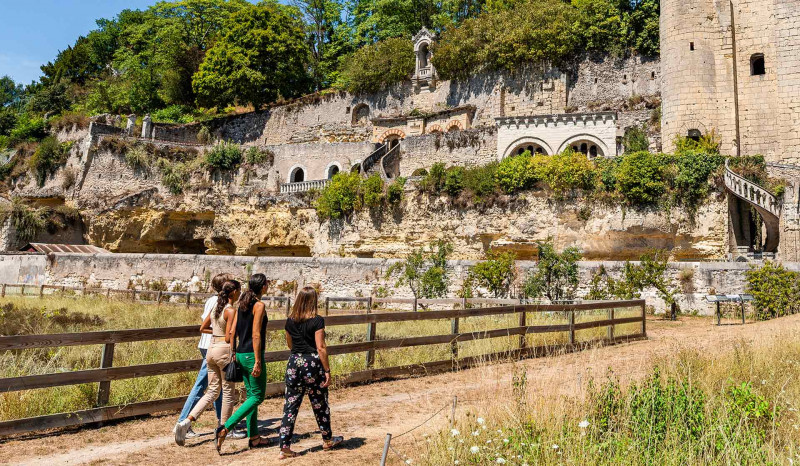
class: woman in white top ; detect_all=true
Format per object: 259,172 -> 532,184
175,280 -> 241,446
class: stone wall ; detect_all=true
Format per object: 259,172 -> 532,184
495,112 -> 618,158
15,251 -> 779,316
399,128 -> 497,175
269,141 -> 376,184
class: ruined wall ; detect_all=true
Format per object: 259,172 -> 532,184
399,128 -> 497,175
21,251 -> 775,315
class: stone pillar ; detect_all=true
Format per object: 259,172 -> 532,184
126,114 -> 136,136
141,114 -> 152,139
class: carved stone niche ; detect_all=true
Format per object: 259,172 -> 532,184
412,27 -> 437,91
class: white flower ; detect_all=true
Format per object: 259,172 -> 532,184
503,438 -> 509,444
496,458 -> 506,464
454,461 -> 460,465
451,429 -> 460,437
477,417 -> 485,425
470,446 -> 480,454
406,461 -> 412,465
579,420 -> 590,429
552,444 -> 559,450
459,439 -> 464,444
496,429 -> 503,434
486,440 -> 492,444
761,380 -> 767,385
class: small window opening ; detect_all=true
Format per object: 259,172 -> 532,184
291,168 -> 305,183
687,129 -> 702,142
345,107 -> 351,114
327,165 -> 340,179
750,54 -> 765,76
690,42 -> 695,51
623,74 -> 627,80
594,78 -> 598,84
651,72 -> 656,79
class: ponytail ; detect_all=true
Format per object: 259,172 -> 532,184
238,273 -> 269,315
215,280 -> 241,319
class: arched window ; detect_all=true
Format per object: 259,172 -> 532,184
687,129 -> 702,142
327,164 -> 340,179
290,167 -> 305,183
750,53 -> 765,76
567,140 -> 603,158
419,43 -> 429,68
512,143 -> 547,156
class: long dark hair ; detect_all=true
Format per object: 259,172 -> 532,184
215,280 -> 241,319
238,273 -> 269,315
289,287 -> 318,322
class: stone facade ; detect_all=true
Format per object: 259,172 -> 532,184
496,112 -> 619,159
660,0 -> 800,162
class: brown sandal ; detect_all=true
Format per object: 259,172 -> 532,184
215,426 -> 227,455
323,436 -> 344,451
249,436 -> 268,449
278,448 -> 299,459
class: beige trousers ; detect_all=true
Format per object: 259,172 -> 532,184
188,343 -> 236,424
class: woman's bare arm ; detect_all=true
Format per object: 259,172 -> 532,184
199,314 -> 213,334
315,328 -> 332,388
251,302 -> 265,377
227,308 -> 238,348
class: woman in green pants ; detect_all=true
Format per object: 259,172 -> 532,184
216,273 -> 269,452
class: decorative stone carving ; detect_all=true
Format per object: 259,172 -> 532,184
125,114 -> 136,136
412,27 -> 437,89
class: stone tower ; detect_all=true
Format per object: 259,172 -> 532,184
661,0 -> 800,163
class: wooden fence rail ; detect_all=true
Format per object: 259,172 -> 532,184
0,295 -> 645,437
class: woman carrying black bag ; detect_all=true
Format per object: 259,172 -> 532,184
216,274 -> 269,453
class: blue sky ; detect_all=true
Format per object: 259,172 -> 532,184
0,1 -> 174,84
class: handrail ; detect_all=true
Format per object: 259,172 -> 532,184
723,159 -> 781,218
0,295 -> 645,436
361,143 -> 387,175
380,144 -> 401,179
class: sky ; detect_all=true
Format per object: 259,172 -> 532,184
0,0 -> 174,85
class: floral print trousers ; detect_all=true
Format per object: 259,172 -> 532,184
279,353 -> 332,448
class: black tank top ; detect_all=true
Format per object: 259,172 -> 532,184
235,308 -> 267,354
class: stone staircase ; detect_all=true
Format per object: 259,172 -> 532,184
361,143 -> 401,179
723,159 -> 782,253
360,143 -> 387,176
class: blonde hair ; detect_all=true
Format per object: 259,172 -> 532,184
289,286 -> 318,322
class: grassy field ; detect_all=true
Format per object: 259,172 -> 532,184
0,295 -> 641,422
423,323 -> 800,465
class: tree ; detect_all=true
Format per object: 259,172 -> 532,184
385,240 -> 454,301
292,0 -> 351,89
0,76 -> 23,108
625,0 -> 660,56
338,37 -> 414,94
572,0 -> 627,55
470,250 -> 517,298
615,151 -> 665,205
523,240 -> 581,302
193,2 -> 312,108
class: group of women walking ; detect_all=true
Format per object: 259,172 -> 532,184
173,273 -> 343,458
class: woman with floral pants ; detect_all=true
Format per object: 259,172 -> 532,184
278,287 -> 343,459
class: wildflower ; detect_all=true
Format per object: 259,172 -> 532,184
454,462 -> 460,465
470,446 -> 480,454
405,461 -> 412,465
761,380 -> 766,385
496,458 -> 506,464
579,420 -> 590,429
472,431 -> 480,436
503,438 -> 509,444
552,444 -> 559,450
477,417 -> 485,425
451,429 -> 460,437
487,440 -> 492,444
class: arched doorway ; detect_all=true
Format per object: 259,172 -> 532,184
327,164 -> 340,179
289,166 -> 305,183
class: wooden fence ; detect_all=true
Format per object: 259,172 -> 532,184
0,290 -> 645,437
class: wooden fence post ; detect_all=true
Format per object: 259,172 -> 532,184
518,305 -> 527,350
607,307 -> 615,341
325,297 -> 330,316
1,284 -> 6,297
451,314 -> 460,359
156,291 -> 163,308
20,284 -> 25,296
97,343 -> 115,406
106,288 -> 111,300
186,291 -> 191,308
130,289 -> 136,302
642,302 -> 648,335
568,310 -> 575,346
285,297 -> 291,316
740,300 -> 746,325
366,300 -> 376,369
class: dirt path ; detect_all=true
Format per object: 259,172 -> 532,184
3,315 -> 798,466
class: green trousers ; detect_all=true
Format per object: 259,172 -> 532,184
224,352 -> 266,437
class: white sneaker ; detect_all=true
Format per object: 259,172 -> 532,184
174,419 -> 191,446
229,430 -> 246,439
185,427 -> 199,439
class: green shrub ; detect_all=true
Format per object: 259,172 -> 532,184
315,172 -> 362,220
386,177 -> 406,206
9,116 -> 47,143
205,142 -> 242,170
155,158 -> 190,195
151,105 -> 194,124
244,146 -> 274,165
29,137 -> 70,186
522,240 -> 581,302
470,250 -> 517,298
338,38 -> 415,94
623,125 -> 650,153
124,144 -> 151,170
0,109 -> 17,137
495,152 -> 539,194
674,130 -> 720,155
541,149 -> 598,195
197,126 -> 212,144
362,173 -> 385,208
6,198 -> 46,242
672,151 -> 724,212
615,151 -> 665,205
463,162 -> 499,203
745,261 -> 800,320
420,162 -> 447,194
444,166 -> 465,196
411,168 -> 428,177
385,240 -> 453,300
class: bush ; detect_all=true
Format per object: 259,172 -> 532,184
674,130 -> 720,155
540,149 -> 597,195
197,126 -> 212,144
315,172 -> 362,220
470,250 -> 517,298
6,198 -> 46,242
411,168 -> 428,177
386,177 -> 406,206
615,151 -> 665,205
155,158 -> 190,195
420,162 -> 447,194
244,146 -> 273,165
362,173 -> 385,208
48,112 -> 90,132
495,152 -> 539,194
385,240 -> 453,300
444,166 -> 465,196
151,105 -> 194,124
29,137 -> 70,186
623,125 -> 649,153
124,144 -> 151,170
672,151 -> 724,212
0,109 -> 17,137
205,142 -> 242,170
745,261 -> 800,320
338,38 -> 415,94
9,116 -> 47,143
463,162 -> 499,203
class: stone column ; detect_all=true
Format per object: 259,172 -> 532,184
141,114 -> 152,139
126,114 -> 136,136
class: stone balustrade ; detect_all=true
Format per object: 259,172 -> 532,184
723,161 -> 781,218
280,179 -> 329,194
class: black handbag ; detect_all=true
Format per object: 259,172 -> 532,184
224,352 -> 243,382
223,325 -> 244,382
